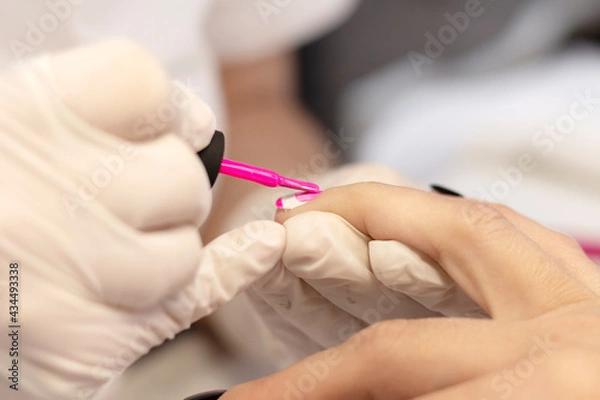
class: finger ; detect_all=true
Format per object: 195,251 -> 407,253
282,211 -> 441,322
245,289 -> 325,367
277,183 -> 596,319
222,318 -> 543,400
490,204 -> 600,296
355,320 -> 553,399
168,81 -> 216,152
92,133 -> 211,231
369,240 -> 486,317
49,40 -> 216,146
151,221 -> 286,339
191,221 -> 286,319
414,348 -> 600,400
81,222 -> 203,310
411,367 -> 526,400
49,39 -> 170,140
251,259 -> 369,349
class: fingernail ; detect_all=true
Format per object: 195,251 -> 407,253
430,184 -> 463,197
275,191 -> 321,210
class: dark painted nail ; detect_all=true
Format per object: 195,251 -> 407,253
184,390 -> 226,400
430,184 -> 463,197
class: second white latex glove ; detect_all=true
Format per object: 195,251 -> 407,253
0,40 -> 285,400
247,165 -> 484,367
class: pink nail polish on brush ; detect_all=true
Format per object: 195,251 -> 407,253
219,158 -> 320,193
275,191 -> 321,210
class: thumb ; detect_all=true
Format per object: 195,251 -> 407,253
192,220 -> 286,319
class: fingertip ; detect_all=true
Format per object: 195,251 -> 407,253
274,202 -> 314,224
170,81 -> 217,151
50,38 -> 170,139
274,209 -> 287,224
274,184 -> 365,225
250,220 -> 287,253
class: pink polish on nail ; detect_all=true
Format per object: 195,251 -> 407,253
275,191 -> 321,210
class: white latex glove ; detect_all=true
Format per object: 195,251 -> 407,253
247,164 -> 484,367
0,40 -> 285,400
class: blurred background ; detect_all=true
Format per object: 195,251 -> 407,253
3,0 -> 599,398
298,0 -> 600,261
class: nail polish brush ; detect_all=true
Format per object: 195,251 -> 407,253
219,158 -> 320,193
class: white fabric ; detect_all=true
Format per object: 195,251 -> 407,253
206,0 -> 359,63
0,0 -> 357,124
0,41 -> 285,400
344,0 -> 600,240
352,48 -> 600,239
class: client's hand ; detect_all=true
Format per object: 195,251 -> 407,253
247,166 -> 482,367
222,183 -> 600,399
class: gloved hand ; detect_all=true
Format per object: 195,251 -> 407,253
246,164 -> 484,367
0,40 -> 285,400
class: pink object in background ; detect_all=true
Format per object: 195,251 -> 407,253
219,158 -> 320,193
577,239 -> 600,265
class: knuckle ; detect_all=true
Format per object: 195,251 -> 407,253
283,212 -> 343,264
553,232 -> 582,252
357,320 -> 412,360
457,201 -> 512,238
493,203 -> 516,217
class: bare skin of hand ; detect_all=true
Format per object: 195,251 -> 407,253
221,183 -> 600,399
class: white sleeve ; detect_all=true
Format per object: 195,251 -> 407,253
205,0 -> 359,63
